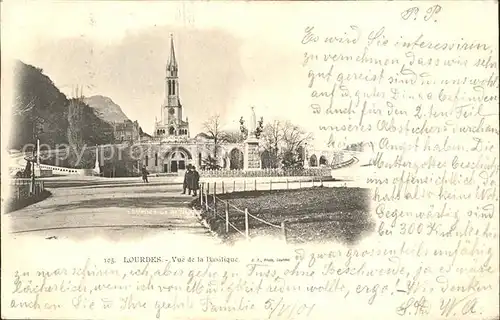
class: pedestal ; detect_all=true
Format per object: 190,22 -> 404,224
244,138 -> 261,170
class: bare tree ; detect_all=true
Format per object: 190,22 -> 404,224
281,121 -> 313,153
202,114 -> 231,169
203,114 -> 224,157
260,120 -> 313,169
220,129 -> 245,143
261,120 -> 283,168
66,87 -> 88,167
280,121 -> 313,169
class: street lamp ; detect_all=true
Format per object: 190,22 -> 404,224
304,142 -> 308,166
30,126 -> 44,193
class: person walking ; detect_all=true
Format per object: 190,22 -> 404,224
141,165 -> 149,183
190,166 -> 200,197
182,165 -> 192,194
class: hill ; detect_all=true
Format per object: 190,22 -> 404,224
83,95 -> 130,123
10,60 -> 114,154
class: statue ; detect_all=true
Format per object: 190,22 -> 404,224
255,116 -> 264,139
239,117 -> 248,137
239,117 -> 245,133
240,107 -> 264,139
249,106 -> 257,134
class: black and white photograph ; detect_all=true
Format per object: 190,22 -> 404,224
4,22 -> 373,245
1,2 -> 498,320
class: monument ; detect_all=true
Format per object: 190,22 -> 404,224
242,107 -> 263,170
93,145 -> 101,175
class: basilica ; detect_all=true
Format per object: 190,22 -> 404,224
153,35 -> 190,139
138,35 -> 342,175
139,35 -> 246,174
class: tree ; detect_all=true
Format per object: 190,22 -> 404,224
261,120 -> 283,168
67,98 -> 85,167
260,120 -> 312,169
280,121 -> 312,169
220,129 -> 245,143
202,115 -> 228,169
281,121 -> 313,154
281,150 -> 303,170
201,154 -> 222,170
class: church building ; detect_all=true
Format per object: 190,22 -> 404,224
154,35 -> 190,139
139,34 -> 246,175
137,34 -> 343,176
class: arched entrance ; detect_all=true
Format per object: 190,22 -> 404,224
319,155 -> 328,166
229,148 -> 244,170
164,147 -> 192,173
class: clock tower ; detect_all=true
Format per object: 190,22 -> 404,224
154,34 -> 190,138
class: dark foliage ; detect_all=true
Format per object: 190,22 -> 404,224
10,61 -> 114,153
202,154 -> 222,170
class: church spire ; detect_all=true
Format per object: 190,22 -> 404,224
167,33 -> 178,70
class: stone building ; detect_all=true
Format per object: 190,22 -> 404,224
137,34 -> 353,175
153,34 -> 190,139
139,34 -> 247,174
112,120 -> 140,142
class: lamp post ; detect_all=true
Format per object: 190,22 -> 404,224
304,142 -> 308,168
31,129 -> 43,194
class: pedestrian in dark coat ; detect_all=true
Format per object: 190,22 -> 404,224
182,165 -> 192,194
141,165 -> 149,183
190,166 -> 200,196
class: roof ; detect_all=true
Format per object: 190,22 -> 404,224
194,132 -> 212,140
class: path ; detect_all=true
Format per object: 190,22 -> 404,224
5,177 -> 218,242
4,158 -> 371,241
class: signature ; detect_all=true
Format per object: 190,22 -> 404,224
396,296 -> 431,316
439,293 -> 479,317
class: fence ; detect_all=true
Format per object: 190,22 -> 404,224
196,179 -> 321,243
9,178 -> 46,200
38,164 -> 93,176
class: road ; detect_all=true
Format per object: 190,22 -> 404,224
5,177 -> 217,242
4,160 -> 371,241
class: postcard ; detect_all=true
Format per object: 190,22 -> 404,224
1,1 -> 498,319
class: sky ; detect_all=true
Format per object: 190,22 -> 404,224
2,2 -> 313,139
2,1 -> 495,150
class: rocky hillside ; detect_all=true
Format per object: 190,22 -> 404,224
9,60 -> 114,151
83,95 -> 130,123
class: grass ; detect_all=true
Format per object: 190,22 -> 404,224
192,186 -> 374,245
